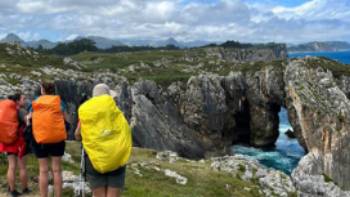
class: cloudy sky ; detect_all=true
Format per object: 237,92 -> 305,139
0,0 -> 349,43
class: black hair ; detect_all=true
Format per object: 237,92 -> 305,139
79,93 -> 90,105
34,85 -> 42,98
41,82 -> 56,95
8,92 -> 22,102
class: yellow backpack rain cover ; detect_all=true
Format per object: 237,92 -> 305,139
78,95 -> 132,174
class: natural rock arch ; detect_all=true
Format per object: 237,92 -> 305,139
54,58 -> 350,191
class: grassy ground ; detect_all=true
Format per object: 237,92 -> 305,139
70,49 -> 290,86
0,43 -> 64,69
72,50 -> 186,72
303,57 -> 350,77
123,148 -> 262,197
0,142 -> 81,196
0,141 -> 265,197
1,43 -> 348,88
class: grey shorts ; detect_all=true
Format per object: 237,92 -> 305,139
85,155 -> 126,189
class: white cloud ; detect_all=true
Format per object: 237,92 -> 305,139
0,0 -> 348,43
65,34 -> 79,41
146,1 -> 176,19
17,1 -> 45,13
17,31 -> 40,41
272,0 -> 350,21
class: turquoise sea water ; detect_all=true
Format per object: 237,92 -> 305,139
288,50 -> 350,64
232,108 -> 305,174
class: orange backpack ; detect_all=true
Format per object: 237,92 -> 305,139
0,99 -> 19,144
32,95 -> 67,144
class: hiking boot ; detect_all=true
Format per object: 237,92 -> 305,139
22,188 -> 32,194
8,190 -> 21,197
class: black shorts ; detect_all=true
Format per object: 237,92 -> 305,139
32,141 -> 65,158
85,155 -> 126,189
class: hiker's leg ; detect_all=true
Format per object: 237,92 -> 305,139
106,166 -> 125,197
93,187 -> 107,197
17,156 -> 29,190
106,187 -> 121,197
51,156 -> 62,197
38,158 -> 49,197
7,154 -> 17,191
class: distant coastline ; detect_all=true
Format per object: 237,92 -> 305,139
287,41 -> 350,54
288,49 -> 350,54
288,50 -> 350,64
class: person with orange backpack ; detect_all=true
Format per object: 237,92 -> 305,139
0,93 -> 31,197
27,82 -> 70,197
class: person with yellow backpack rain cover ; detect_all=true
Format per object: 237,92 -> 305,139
75,83 -> 132,197
27,82 -> 70,197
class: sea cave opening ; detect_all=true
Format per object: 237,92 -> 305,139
231,106 -> 306,174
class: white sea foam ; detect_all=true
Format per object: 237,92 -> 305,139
231,107 -> 305,174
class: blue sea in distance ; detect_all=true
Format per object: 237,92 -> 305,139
232,108 -> 305,174
288,50 -> 350,64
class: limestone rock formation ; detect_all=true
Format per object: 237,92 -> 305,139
285,58 -> 350,190
204,44 -> 287,63
243,65 -> 284,146
292,151 -> 350,197
1,55 -> 350,195
211,155 -> 296,196
129,80 -> 205,158
180,74 -> 227,149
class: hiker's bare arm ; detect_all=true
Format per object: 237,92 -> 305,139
26,112 -> 32,125
75,122 -> 82,141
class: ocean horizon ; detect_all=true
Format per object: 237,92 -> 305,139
288,50 -> 350,64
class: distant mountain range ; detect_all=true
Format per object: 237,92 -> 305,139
0,33 -> 26,46
3,33 -> 348,52
0,33 -> 213,49
75,36 -> 124,49
0,33 -> 56,49
288,41 -> 350,52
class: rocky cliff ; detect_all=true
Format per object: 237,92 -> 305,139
0,44 -> 349,195
204,44 -> 287,63
284,58 -> 350,192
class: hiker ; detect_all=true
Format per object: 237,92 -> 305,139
75,83 -> 132,197
23,85 -> 42,154
0,93 -> 31,197
28,82 -> 69,197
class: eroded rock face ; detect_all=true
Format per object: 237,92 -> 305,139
221,72 -> 248,144
244,66 -> 284,146
204,45 -> 287,63
285,59 -> 350,190
122,70 -> 284,157
292,151 -> 350,197
130,80 -> 205,158
211,155 -> 296,197
177,68 -> 284,150
0,64 -> 286,156
2,57 -> 350,193
337,75 -> 350,99
180,74 -> 228,150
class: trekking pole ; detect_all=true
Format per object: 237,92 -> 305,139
79,142 -> 85,197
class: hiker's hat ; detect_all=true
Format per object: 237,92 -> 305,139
92,83 -> 117,98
